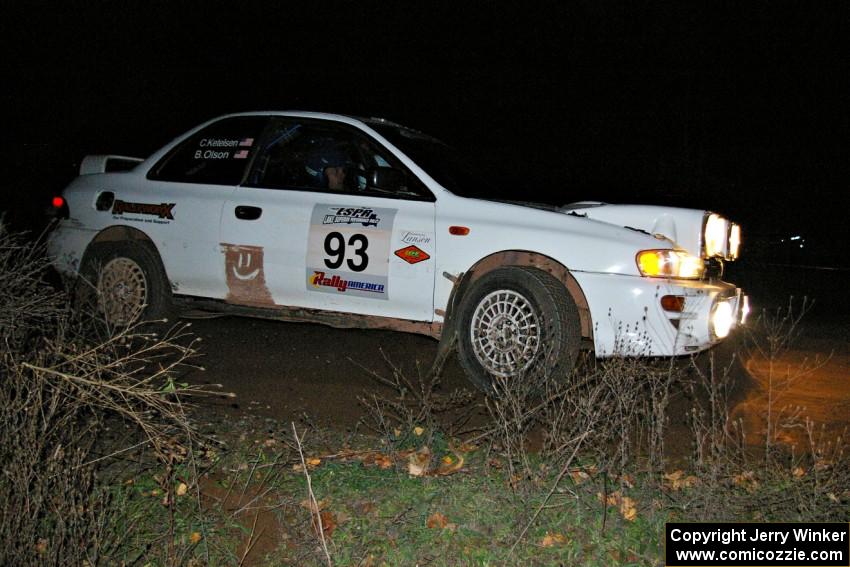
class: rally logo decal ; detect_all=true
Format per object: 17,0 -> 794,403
322,207 -> 380,227
394,245 -> 430,265
112,200 -> 175,219
309,271 -> 386,295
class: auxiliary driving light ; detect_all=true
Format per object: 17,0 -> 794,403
711,300 -> 735,339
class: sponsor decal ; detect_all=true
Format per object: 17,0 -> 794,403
323,207 -> 380,227
394,245 -> 430,265
307,204 -> 396,299
309,271 -> 385,295
401,231 -> 432,245
112,200 -> 175,219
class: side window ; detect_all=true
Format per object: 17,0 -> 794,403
245,119 -> 432,200
148,117 -> 269,185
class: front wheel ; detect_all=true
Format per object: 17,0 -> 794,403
456,267 -> 581,391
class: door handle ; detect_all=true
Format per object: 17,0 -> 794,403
235,206 -> 262,220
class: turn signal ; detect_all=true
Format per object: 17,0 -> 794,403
660,295 -> 685,312
449,226 -> 470,236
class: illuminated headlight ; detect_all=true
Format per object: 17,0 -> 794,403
636,249 -> 704,279
711,300 -> 735,339
704,213 -> 729,258
728,223 -> 741,260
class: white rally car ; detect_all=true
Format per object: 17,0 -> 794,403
48,111 -> 747,389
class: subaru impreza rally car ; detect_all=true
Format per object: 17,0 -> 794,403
47,111 -> 748,389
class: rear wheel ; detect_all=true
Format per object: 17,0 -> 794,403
79,241 -> 173,327
456,267 -> 581,391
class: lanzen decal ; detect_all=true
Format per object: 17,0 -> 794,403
401,231 -> 432,245
394,245 -> 430,265
310,271 -> 385,295
112,200 -> 175,219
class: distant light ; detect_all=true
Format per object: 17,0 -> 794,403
800,244 -> 804,248
790,235 -> 801,241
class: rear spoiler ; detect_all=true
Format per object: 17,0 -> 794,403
79,155 -> 144,175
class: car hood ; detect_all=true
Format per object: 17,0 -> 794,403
559,201 -> 706,257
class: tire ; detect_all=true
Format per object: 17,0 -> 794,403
78,241 -> 173,327
456,267 -> 581,391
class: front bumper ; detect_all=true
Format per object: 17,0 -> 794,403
572,271 -> 747,357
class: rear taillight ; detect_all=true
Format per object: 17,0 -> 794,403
49,195 -> 69,219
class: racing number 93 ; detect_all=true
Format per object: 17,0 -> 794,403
324,232 -> 369,272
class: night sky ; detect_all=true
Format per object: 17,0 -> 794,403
2,2 -> 848,263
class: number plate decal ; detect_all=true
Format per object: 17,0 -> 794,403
306,204 -> 397,300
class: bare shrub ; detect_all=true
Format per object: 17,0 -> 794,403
356,350 -> 477,446
0,229 -> 205,565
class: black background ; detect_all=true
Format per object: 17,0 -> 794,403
2,2 -> 848,265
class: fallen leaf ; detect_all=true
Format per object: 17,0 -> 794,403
827,493 -> 839,503
393,428 -> 402,437
374,454 -> 393,469
597,490 -> 622,507
620,496 -> 638,522
190,532 -> 202,544
434,452 -> 465,476
413,426 -> 425,436
299,498 -> 329,514
176,482 -> 188,496
732,471 -> 759,493
426,512 -> 448,529
312,510 -> 337,538
35,538 -> 48,555
792,466 -> 806,478
541,532 -> 567,547
263,438 -> 277,447
307,458 -> 322,467
408,446 -> 431,477
569,469 -> 590,484
664,470 -> 698,490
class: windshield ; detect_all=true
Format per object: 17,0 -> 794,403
369,122 -> 512,200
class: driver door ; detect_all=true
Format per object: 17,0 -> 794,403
219,117 -> 437,322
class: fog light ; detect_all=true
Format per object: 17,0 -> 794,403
711,301 -> 734,339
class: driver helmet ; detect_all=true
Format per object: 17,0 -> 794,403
304,143 -> 351,188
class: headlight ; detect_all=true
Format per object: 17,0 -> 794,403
704,213 -> 729,258
636,249 -> 704,279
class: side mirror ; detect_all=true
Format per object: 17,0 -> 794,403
368,167 -> 407,192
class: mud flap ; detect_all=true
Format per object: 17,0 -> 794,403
428,271 -> 465,377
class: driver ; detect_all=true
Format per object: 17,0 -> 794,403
305,146 -> 350,191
